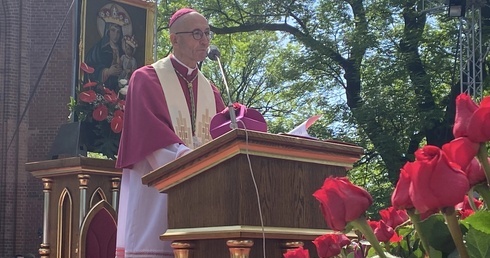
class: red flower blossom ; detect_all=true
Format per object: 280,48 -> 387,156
454,93 -> 490,143
467,96 -> 490,142
409,145 -> 470,213
111,115 -> 123,133
80,62 -> 95,74
455,195 -> 482,219
313,233 -> 350,258
79,90 -> 97,103
368,219 -> 379,231
464,158 -> 488,186
389,232 -> 403,243
379,207 -> 409,229
113,109 -> 124,118
442,137 -> 480,170
83,81 -> 98,88
373,220 -> 395,242
93,104 -> 108,121
313,177 -> 372,231
283,246 -> 309,258
453,94 -> 478,138
391,162 -> 414,210
458,209 -> 475,219
455,195 -> 483,211
102,88 -> 118,103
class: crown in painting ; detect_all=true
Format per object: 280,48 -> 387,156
123,35 -> 138,48
98,4 -> 131,27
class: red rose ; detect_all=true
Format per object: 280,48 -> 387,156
313,234 -> 350,258
313,177 -> 373,231
409,146 -> 470,213
454,94 -> 490,143
455,195 -> 481,219
283,246 -> 309,258
442,137 -> 479,169
458,209 -> 474,219
389,232 -> 403,243
453,94 -> 478,138
455,195 -> 483,211
391,162 -> 414,210
467,96 -> 490,142
464,158 -> 488,186
373,220 -> 395,242
110,115 -> 123,133
379,207 -> 408,229
368,220 -> 379,231
80,62 -> 95,74
79,90 -> 96,103
93,104 -> 108,121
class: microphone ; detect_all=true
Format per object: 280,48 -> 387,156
207,45 -> 220,61
207,45 -> 238,130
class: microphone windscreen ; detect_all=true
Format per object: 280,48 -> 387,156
207,45 -> 220,61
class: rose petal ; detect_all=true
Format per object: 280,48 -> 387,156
453,94 -> 478,138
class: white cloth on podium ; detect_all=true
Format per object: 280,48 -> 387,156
116,143 -> 190,258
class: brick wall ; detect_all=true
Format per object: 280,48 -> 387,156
0,0 -> 74,256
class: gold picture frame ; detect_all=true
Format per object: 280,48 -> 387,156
79,0 -> 156,88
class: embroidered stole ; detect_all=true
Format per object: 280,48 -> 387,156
152,57 -> 215,148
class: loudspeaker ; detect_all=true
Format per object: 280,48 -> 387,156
48,122 -> 88,159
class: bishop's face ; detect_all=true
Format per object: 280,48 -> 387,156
170,13 -> 211,68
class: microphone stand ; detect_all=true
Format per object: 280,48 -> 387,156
215,56 -> 238,130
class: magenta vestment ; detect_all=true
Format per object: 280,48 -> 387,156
116,56 -> 226,168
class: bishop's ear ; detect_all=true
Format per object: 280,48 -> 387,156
170,33 -> 178,45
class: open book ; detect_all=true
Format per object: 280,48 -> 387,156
287,115 -> 322,138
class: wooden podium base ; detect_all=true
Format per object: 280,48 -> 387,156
163,225 -> 351,257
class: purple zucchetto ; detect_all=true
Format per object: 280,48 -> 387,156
169,8 -> 197,27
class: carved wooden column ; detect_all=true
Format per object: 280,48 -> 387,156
227,239 -> 254,258
39,178 -> 53,258
78,174 -> 90,228
111,177 -> 121,211
171,241 -> 195,258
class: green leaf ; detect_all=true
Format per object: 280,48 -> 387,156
418,214 -> 456,254
428,246 -> 443,258
465,226 -> 490,258
462,211 -> 490,234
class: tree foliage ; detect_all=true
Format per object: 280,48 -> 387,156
155,0 -> 490,212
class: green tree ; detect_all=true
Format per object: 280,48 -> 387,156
156,1 -> 490,213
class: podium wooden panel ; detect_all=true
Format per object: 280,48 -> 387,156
142,129 -> 363,257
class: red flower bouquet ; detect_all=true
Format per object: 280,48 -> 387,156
68,62 -> 126,159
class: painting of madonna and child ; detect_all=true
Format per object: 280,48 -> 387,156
81,0 -> 155,93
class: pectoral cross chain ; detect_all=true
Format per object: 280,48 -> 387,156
174,69 -> 198,135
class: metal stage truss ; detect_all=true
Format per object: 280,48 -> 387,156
422,0 -> 488,101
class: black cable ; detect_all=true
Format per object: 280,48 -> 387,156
6,0 -> 75,153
